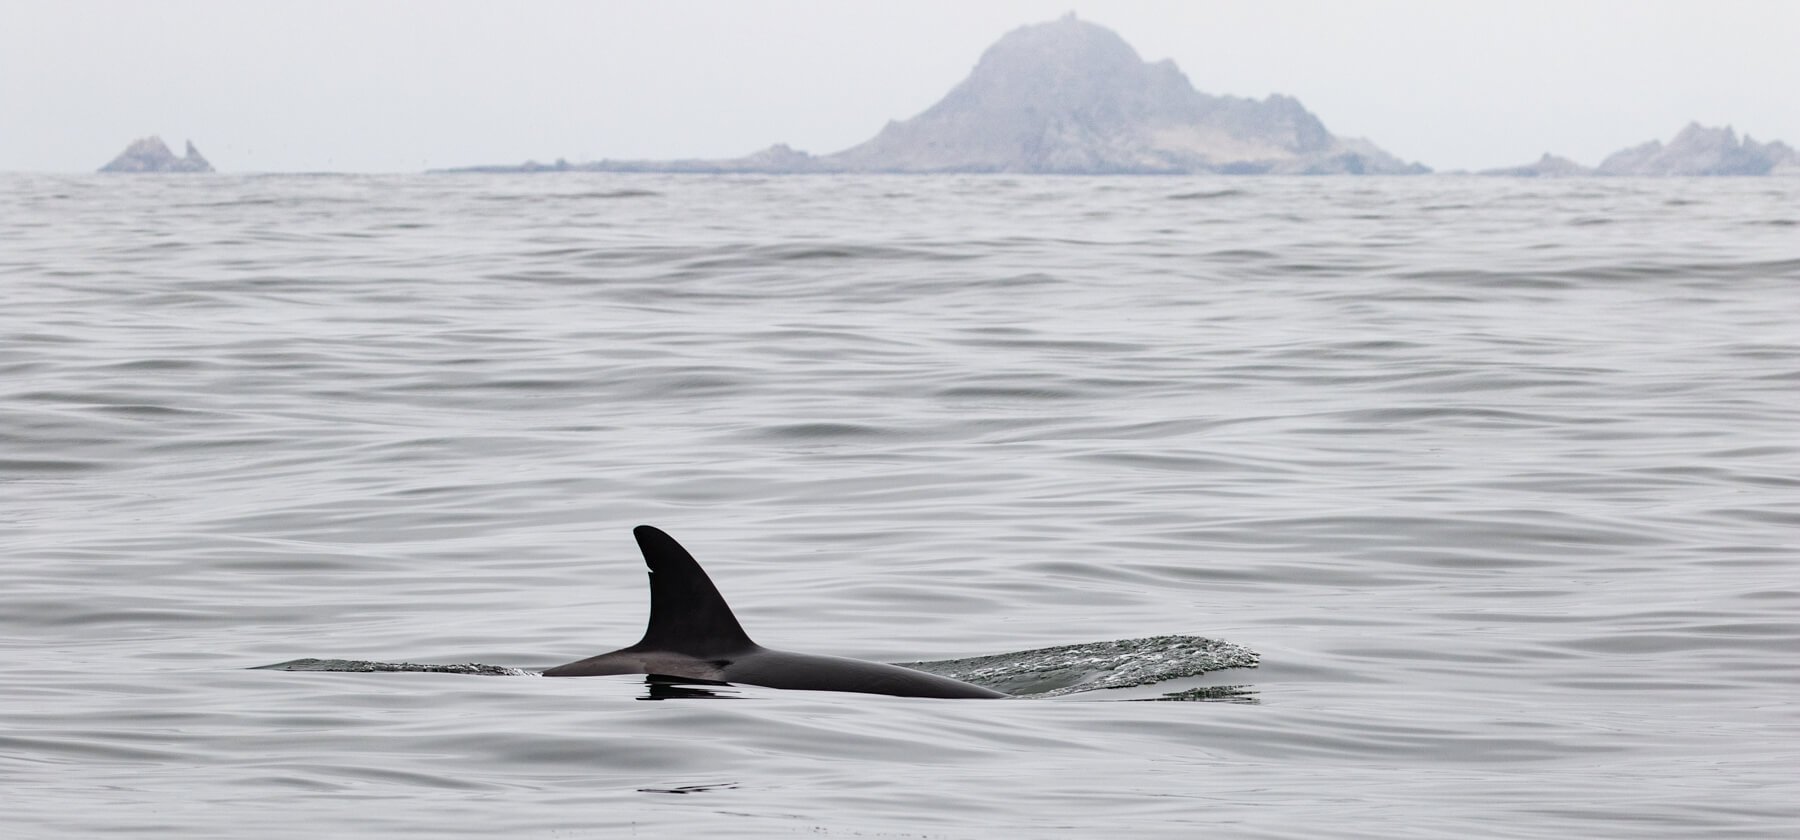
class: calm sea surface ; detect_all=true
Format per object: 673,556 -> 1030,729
3,173 -> 1797,837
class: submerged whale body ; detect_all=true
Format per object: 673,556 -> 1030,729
543,525 -> 1007,699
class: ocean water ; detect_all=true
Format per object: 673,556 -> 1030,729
2,172 -> 1797,838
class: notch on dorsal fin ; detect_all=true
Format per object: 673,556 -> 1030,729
631,525 -> 755,656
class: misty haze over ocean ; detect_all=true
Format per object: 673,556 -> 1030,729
6,3 -> 1796,173
74,15 -> 1800,178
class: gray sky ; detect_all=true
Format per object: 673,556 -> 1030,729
5,0 -> 1797,173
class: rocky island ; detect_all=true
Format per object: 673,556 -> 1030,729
99,136 -> 214,173
1476,153 -> 1593,178
1482,123 -> 1798,177
447,14 -> 1425,176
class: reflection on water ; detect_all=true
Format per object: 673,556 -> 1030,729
637,782 -> 742,795
1137,685 -> 1260,703
640,675 -> 741,701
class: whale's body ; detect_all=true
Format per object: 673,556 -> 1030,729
542,525 -> 1006,699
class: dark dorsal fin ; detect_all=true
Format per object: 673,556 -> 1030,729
631,525 -> 755,656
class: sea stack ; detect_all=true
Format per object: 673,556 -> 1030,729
99,136 -> 215,173
1478,153 -> 1594,178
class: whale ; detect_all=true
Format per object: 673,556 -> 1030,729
542,525 -> 1007,699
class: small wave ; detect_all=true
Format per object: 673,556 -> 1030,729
1205,247 -> 1277,261
254,659 -> 533,676
756,422 -> 890,440
567,189 -> 661,200
681,242 -> 972,270
0,458 -> 106,474
1168,188 -> 1245,200
935,384 -> 1082,401
169,197 -> 286,209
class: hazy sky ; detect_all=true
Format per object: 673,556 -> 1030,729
5,0 -> 1797,173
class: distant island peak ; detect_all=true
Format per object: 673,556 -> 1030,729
99,136 -> 214,173
443,15 -> 1425,176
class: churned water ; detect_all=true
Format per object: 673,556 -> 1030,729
2,173 -> 1797,837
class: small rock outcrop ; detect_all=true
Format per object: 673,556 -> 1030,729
1480,124 -> 1798,177
1595,123 -> 1797,176
99,136 -> 215,173
1478,153 -> 1593,177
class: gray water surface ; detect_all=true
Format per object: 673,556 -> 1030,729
3,173 -> 1797,837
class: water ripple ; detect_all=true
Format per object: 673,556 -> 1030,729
2,173 -> 1797,838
